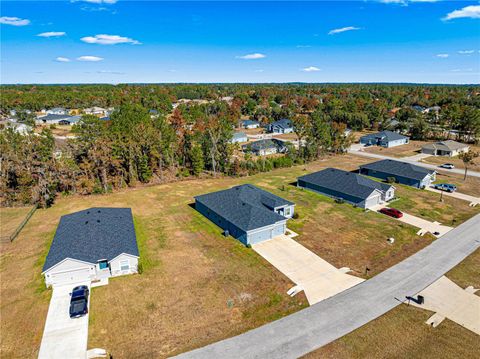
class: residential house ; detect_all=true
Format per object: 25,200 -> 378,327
359,159 -> 436,189
267,118 -> 294,134
231,131 -> 248,144
84,107 -> 108,117
242,139 -> 287,156
359,130 -> 409,148
195,184 -> 295,245
58,116 -> 82,125
46,107 -> 68,115
36,114 -> 76,125
421,140 -> 470,157
241,120 -> 260,129
42,208 -> 139,287
298,168 -> 395,209
0,120 -> 32,135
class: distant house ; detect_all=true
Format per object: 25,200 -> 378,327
36,114 -> 75,125
0,120 -> 31,135
423,106 -> 441,114
359,131 -> 409,148
231,131 -> 248,144
58,116 -> 82,125
99,116 -> 111,121
298,168 -> 395,209
241,120 -> 260,129
42,208 -> 139,287
195,184 -> 295,245
412,105 -> 426,112
46,107 -> 68,115
84,107 -> 107,117
267,119 -> 294,134
242,139 -> 287,156
359,159 -> 436,189
421,140 -> 470,157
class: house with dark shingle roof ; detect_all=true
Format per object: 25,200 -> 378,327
195,184 -> 294,245
360,130 -> 409,148
241,119 -> 260,129
36,114 -> 75,125
298,168 -> 395,209
42,208 -> 139,287
267,118 -> 294,134
231,131 -> 248,144
359,159 -> 436,189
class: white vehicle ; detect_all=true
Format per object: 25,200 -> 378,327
439,163 -> 455,169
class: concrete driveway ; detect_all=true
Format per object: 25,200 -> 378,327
38,282 -> 90,359
403,153 -> 432,162
408,276 -> 480,335
426,186 -> 479,207
252,235 -> 364,305
371,204 -> 452,237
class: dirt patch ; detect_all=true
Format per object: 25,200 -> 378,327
363,140 -> 430,158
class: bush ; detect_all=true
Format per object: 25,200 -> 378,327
386,177 -> 397,183
292,212 -> 299,219
137,262 -> 144,274
246,243 -> 252,249
335,197 -> 345,204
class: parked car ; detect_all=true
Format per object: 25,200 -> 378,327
439,163 -> 455,169
433,183 -> 457,192
69,285 -> 89,318
379,207 -> 403,219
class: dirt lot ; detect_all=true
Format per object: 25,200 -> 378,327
363,140 -> 430,158
35,124 -> 74,137
1,154 -> 479,358
304,249 -> 480,359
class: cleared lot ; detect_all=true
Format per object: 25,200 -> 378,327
253,235 -> 364,305
38,283 -> 90,359
426,186 -> 480,206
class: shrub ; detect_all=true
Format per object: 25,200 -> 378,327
292,212 -> 299,219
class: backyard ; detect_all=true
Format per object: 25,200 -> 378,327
0,154 -> 479,358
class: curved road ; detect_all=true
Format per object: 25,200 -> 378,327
175,214 -> 480,359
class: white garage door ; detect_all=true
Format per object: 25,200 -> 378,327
49,268 -> 92,286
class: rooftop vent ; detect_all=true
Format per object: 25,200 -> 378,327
85,221 -> 89,224
97,220 -> 100,223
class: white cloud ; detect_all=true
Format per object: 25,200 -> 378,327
458,50 -> 475,54
436,54 -> 449,58
302,66 -> 321,72
443,5 -> 480,21
0,16 -> 30,26
97,70 -> 124,74
81,34 -> 141,45
37,31 -> 66,38
77,56 -> 104,62
236,53 -> 266,60
380,0 -> 441,4
328,26 -> 361,35
451,68 -> 473,72
254,69 -> 264,73
55,57 -> 71,62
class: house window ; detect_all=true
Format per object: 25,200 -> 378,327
98,260 -> 109,270
284,207 -> 291,216
120,260 -> 130,271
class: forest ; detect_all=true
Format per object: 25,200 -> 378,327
1,83 -> 479,207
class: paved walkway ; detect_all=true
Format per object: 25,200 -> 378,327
348,147 -> 480,178
425,187 -> 480,207
175,214 -> 480,359
253,235 -> 364,305
403,153 -> 432,162
38,282 -> 90,359
408,276 -> 480,335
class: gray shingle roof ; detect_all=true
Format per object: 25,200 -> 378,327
270,118 -> 293,129
242,139 -> 285,152
195,184 -> 293,232
42,208 -> 138,272
360,130 -> 408,142
298,168 -> 392,201
37,114 -> 73,122
232,132 -> 247,140
422,140 -> 469,152
359,159 -> 435,181
242,120 -> 259,126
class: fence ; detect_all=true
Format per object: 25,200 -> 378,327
0,204 -> 38,243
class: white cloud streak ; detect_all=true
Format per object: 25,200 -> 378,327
443,5 -> 480,21
0,16 -> 30,26
55,57 -> 71,62
328,26 -> 361,35
302,66 -> 321,72
236,53 -> 266,60
436,54 -> 449,58
77,56 -> 104,62
37,31 -> 66,38
81,34 -> 141,45
458,50 -> 475,54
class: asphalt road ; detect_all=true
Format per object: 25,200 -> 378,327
348,148 -> 480,179
175,214 -> 480,359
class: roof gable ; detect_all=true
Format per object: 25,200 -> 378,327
43,208 -> 139,272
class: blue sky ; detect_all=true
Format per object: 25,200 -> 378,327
1,1 -> 479,84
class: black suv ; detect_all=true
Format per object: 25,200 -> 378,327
69,285 -> 89,318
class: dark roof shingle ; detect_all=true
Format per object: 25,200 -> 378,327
359,159 -> 435,181
195,184 -> 293,232
43,208 -> 138,272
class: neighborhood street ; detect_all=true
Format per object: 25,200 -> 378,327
348,145 -> 480,179
175,214 -> 480,359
